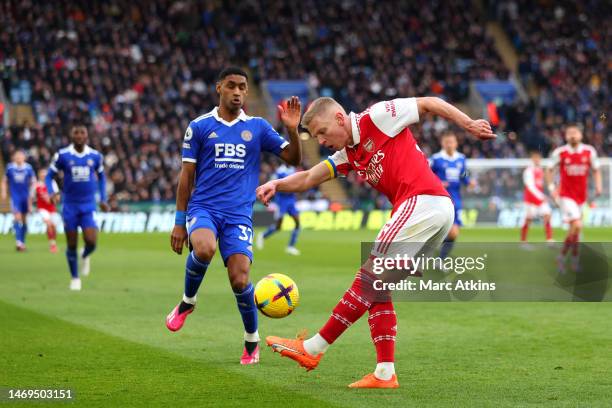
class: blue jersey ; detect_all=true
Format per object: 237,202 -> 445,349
274,165 -> 297,203
5,162 -> 35,200
182,107 -> 288,222
429,151 -> 469,208
48,145 -> 106,205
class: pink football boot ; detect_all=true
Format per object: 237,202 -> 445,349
165,304 -> 194,332
240,345 -> 260,365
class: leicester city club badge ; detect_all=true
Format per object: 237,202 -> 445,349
241,130 -> 253,142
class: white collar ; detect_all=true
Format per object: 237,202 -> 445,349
11,162 -> 28,169
212,107 -> 249,126
438,150 -> 460,160
348,112 -> 361,147
565,143 -> 584,154
69,144 -> 91,157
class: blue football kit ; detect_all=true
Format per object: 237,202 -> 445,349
5,162 -> 35,214
46,145 -> 107,231
182,107 -> 288,265
273,165 -> 298,218
430,151 -> 470,226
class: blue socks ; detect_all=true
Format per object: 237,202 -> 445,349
66,248 -> 78,278
14,220 -> 25,243
440,238 -> 455,259
234,283 -> 258,335
289,228 -> 300,247
184,252 -> 209,300
82,244 -> 96,258
263,225 -> 277,239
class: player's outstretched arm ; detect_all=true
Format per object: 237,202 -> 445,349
278,96 -> 302,166
256,161 -> 331,206
171,162 -> 196,254
416,97 -> 495,140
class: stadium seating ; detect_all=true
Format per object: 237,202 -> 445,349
0,0 -> 608,207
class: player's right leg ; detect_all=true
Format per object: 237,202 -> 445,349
62,205 -> 81,290
11,198 -> 28,251
558,198 -> 582,272
40,209 -> 57,252
166,215 -> 217,332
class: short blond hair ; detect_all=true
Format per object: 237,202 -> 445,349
301,97 -> 342,130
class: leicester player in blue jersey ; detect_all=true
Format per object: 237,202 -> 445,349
429,131 -> 475,260
256,164 -> 301,255
166,67 -> 302,364
46,125 -> 109,291
1,150 -> 36,251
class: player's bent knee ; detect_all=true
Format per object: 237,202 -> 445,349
230,273 -> 249,292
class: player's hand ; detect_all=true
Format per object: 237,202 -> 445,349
99,202 -> 110,212
594,185 -> 602,198
278,96 -> 302,130
256,182 -> 277,206
468,179 -> 477,192
51,193 -> 61,205
465,119 -> 495,140
171,225 -> 188,255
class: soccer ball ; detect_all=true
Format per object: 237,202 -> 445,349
254,273 -> 299,318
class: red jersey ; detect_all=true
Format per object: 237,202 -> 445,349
522,165 -> 546,205
325,98 -> 448,212
550,143 -> 599,205
35,182 -> 56,212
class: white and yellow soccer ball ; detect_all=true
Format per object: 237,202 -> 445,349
254,273 -> 299,318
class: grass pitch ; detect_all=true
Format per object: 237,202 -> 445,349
1,227 -> 611,407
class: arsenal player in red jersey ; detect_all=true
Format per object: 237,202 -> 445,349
256,96 -> 494,388
35,169 -> 58,253
521,150 -> 553,244
547,124 -> 602,272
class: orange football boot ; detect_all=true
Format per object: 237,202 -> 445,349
266,335 -> 322,371
348,373 -> 399,389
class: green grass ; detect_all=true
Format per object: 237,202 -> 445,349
1,228 -> 611,407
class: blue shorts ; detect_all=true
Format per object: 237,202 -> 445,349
63,202 -> 98,231
453,207 -> 463,227
10,196 -> 28,214
187,208 -> 253,266
274,199 -> 298,219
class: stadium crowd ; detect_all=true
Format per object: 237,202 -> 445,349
0,0 -> 609,208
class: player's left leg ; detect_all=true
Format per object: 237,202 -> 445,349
40,210 -> 57,253
81,227 -> 98,277
440,218 -> 460,259
221,222 -> 259,364
541,203 -> 553,243
285,206 -> 301,255
79,208 -> 99,277
257,217 -> 282,250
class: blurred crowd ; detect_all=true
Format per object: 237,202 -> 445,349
0,0 -> 609,208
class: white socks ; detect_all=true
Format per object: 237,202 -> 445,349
244,331 -> 260,342
303,333 -> 329,355
182,294 -> 196,305
374,362 -> 395,380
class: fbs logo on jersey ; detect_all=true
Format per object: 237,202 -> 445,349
214,143 -> 246,170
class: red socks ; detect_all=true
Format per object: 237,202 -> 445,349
368,302 -> 397,362
544,221 -> 552,240
520,220 -> 530,241
319,269 -> 373,344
